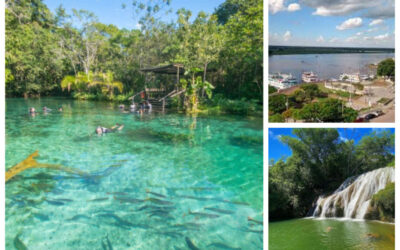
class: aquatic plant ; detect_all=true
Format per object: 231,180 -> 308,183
6,151 -> 86,183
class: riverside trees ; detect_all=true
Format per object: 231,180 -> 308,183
6,0 -> 262,112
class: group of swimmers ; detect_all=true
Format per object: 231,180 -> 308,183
119,100 -> 152,114
28,101 -> 154,135
29,106 -> 62,115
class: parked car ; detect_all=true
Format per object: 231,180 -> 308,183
364,113 -> 377,121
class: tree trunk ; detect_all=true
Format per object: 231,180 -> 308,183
202,62 -> 208,98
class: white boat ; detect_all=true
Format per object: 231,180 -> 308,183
339,73 -> 360,83
302,72 -> 319,83
269,73 -> 298,89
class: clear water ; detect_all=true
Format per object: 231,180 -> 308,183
6,98 -> 263,249
269,53 -> 394,82
269,218 -> 394,250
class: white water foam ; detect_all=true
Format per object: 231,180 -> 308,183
313,167 -> 394,219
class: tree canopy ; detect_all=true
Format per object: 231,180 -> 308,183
6,0 -> 263,109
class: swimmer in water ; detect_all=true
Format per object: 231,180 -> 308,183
95,124 -> 124,135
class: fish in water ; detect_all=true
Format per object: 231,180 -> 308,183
247,216 -> 263,225
138,205 -> 175,211
146,197 -> 174,205
14,234 -> 27,250
107,192 -> 128,196
207,242 -> 242,250
146,189 -> 167,198
106,235 -> 113,250
97,213 -> 136,229
114,196 -> 145,204
153,231 -> 183,238
223,200 -> 249,206
101,235 -> 113,250
45,199 -> 64,206
205,207 -> 234,215
185,237 -> 200,250
87,197 -> 109,202
67,214 -> 91,221
176,195 -> 210,201
53,198 -> 73,202
33,213 -> 50,221
187,209 -> 220,219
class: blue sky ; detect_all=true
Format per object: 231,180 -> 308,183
44,0 -> 225,29
269,0 -> 394,48
268,128 -> 395,162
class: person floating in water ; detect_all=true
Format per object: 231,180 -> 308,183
42,106 -> 52,112
29,107 -> 37,114
95,124 -> 124,135
58,107 -> 63,112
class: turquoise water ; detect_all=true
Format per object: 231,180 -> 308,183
6,98 -> 263,249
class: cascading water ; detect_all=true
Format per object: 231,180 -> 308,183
313,167 -> 394,219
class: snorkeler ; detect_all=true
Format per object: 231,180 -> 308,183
95,124 -> 124,135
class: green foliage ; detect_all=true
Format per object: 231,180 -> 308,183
204,94 -> 260,115
269,94 -> 287,114
295,98 -> 357,122
269,114 -> 284,123
365,182 -> 395,222
269,128 -> 394,220
6,0 -> 262,110
268,85 -> 277,94
377,58 -> 395,77
354,130 -> 395,173
60,71 -> 123,97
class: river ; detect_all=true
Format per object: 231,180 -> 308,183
269,53 -> 394,82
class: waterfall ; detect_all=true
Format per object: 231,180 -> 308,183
312,167 -> 394,219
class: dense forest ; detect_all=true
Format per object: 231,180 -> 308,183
269,129 -> 394,220
5,0 -> 262,114
269,45 -> 395,56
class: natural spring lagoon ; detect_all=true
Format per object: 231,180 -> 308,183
6,98 -> 263,249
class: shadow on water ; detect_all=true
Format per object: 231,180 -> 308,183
123,128 -> 195,145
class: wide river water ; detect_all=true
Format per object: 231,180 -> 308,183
269,53 -> 394,82
269,218 -> 394,250
6,98 -> 263,249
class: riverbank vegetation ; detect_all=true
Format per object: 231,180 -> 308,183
6,0 -> 262,115
269,129 -> 394,221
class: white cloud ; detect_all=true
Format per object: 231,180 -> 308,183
301,0 -> 394,18
316,35 -> 325,42
356,32 -> 363,36
369,19 -> 384,26
336,17 -> 363,30
283,31 -> 292,41
269,0 -> 286,14
374,33 -> 389,40
288,3 -> 301,12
